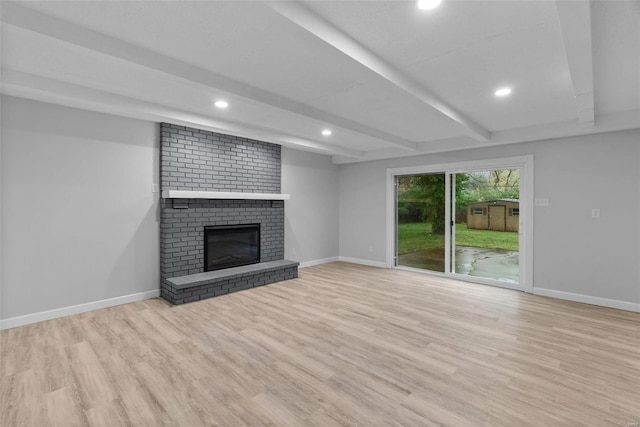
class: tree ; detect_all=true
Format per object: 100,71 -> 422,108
397,169 -> 519,232
397,173 -> 468,234
461,169 -> 519,202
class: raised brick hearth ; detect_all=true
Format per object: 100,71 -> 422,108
159,123 -> 298,304
161,260 -> 299,304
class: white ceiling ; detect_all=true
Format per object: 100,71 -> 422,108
1,0 -> 638,164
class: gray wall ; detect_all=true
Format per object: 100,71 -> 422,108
338,129 -> 640,304
282,148 -> 339,265
1,96 -> 160,319
0,96 -> 340,321
2,94 -> 637,320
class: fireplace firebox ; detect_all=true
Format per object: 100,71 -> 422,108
204,224 -> 260,271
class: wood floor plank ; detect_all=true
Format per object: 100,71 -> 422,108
66,341 -> 119,411
1,262 -> 639,426
43,387 -> 88,427
85,399 -> 132,427
1,369 -> 47,427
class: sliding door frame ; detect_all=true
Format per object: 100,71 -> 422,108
386,155 -> 534,293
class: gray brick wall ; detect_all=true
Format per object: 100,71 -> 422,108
160,122 -> 281,193
159,199 -> 284,280
159,123 -> 288,293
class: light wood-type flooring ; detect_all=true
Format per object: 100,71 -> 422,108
1,262 -> 639,426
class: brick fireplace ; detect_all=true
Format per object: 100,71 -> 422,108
159,123 -> 298,304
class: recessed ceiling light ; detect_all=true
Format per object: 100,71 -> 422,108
494,87 -> 512,97
322,129 -> 332,136
214,100 -> 229,109
417,0 -> 442,11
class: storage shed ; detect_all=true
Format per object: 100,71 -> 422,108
466,199 -> 519,232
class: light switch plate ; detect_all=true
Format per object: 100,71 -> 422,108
535,198 -> 549,207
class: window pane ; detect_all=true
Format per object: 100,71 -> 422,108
396,173 -> 446,272
453,169 -> 520,284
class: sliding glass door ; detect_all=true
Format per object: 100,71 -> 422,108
392,160 -> 527,289
451,169 -> 520,284
396,173 -> 446,272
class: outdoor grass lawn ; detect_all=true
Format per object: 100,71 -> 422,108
397,222 -> 519,254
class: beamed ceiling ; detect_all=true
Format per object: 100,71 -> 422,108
1,0 -> 638,164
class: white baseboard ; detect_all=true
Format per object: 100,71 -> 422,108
298,257 -> 340,268
6,281 -> 634,331
337,256 -> 388,268
533,287 -> 640,313
0,289 -> 160,330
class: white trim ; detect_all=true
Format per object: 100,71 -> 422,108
395,265 -> 522,291
391,267 -> 638,312
386,155 -> 533,176
298,257 -> 339,268
445,172 -> 452,275
162,190 -> 290,200
0,74 -> 3,323
521,155 -> 534,293
449,273 -> 522,291
338,256 -> 387,268
386,155 -> 534,292
533,288 -> 640,313
394,265 -> 447,277
0,289 -> 160,330
385,171 -> 396,268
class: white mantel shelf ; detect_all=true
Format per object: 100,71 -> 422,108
161,190 -> 290,200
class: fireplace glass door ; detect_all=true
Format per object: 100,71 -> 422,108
204,224 -> 260,271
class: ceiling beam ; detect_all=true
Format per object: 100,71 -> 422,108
266,1 -> 490,142
0,2 -> 416,152
1,69 -> 364,159
555,0 -> 595,127
332,110 -> 640,164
